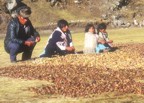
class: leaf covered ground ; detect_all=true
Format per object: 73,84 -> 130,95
0,43 -> 144,98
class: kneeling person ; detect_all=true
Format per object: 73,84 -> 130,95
40,19 -> 75,57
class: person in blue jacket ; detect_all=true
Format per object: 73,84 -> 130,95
40,19 -> 75,57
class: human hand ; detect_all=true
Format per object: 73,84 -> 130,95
100,40 -> 106,44
66,46 -> 75,52
71,46 -> 75,51
35,36 -> 40,42
24,41 -> 34,47
108,40 -> 113,43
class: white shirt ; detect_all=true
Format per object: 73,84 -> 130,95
83,32 -> 97,54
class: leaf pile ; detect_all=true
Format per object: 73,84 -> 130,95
0,43 -> 144,97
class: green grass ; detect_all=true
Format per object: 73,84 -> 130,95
108,28 -> 144,43
24,0 -> 97,27
72,27 -> 144,51
0,77 -> 51,102
0,28 -> 144,102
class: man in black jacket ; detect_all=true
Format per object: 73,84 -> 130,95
4,6 -> 40,62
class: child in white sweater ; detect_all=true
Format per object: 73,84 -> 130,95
83,23 -> 97,54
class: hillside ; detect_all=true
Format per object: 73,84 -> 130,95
0,0 -> 144,33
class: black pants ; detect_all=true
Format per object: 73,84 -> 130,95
40,45 -> 67,58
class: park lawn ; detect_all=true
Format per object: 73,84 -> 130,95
0,27 -> 144,102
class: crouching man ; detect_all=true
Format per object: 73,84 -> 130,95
4,6 -> 40,63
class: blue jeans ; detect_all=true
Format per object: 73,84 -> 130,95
7,37 -> 36,62
96,44 -> 107,53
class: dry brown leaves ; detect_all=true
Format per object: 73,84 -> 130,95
0,43 -> 144,97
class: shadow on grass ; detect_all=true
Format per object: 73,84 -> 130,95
110,47 -> 119,52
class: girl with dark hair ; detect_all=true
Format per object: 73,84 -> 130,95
40,19 -> 75,57
83,23 -> 97,54
96,23 -> 113,53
